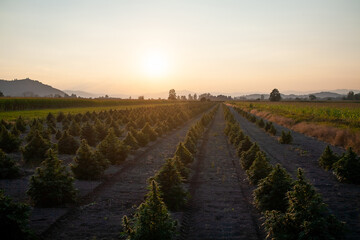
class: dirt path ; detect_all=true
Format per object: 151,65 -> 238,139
180,105 -> 263,240
43,109 -> 214,240
229,107 -> 360,240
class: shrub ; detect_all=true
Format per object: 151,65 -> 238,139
174,142 -> 193,166
97,129 -> 128,164
95,119 -> 108,142
141,123 -> 157,142
15,116 -> 27,133
240,142 -> 260,170
153,159 -> 187,211
56,112 -> 66,122
55,129 -> 62,140
0,149 -> 20,179
236,136 -> 252,157
10,125 -> 20,137
184,136 -> 197,154
333,147 -> 360,184
257,118 -> 265,128
58,130 -> 79,154
246,152 -> 272,185
264,169 -> 345,240
268,124 -> 277,135
131,128 -> 149,147
68,121 -> 81,136
173,156 -> 190,180
0,190 -> 34,240
0,126 -> 21,153
22,130 -> 51,163
233,131 -> 245,147
279,131 -> 293,144
254,164 -> 293,212
123,132 -> 139,151
27,149 -> 76,207
71,140 -> 110,180
80,122 -> 97,146
122,181 -> 177,240
318,145 -> 339,171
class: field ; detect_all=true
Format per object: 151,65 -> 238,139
1,101 -> 359,240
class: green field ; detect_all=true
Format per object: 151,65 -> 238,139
0,99 -> 174,121
230,101 -> 360,130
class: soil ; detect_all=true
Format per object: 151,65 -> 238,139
179,105 -> 264,240
41,109 -> 214,240
229,106 -> 360,240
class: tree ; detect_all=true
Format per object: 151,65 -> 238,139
97,129 -> 128,164
0,126 -> 21,153
269,88 -> 282,101
264,169 -> 345,240
0,91 -> 4,97
58,130 -> 79,154
240,142 -> 260,170
141,123 -> 157,142
122,180 -> 177,240
318,145 -> 339,171
71,140 -> 109,180
309,94 -> 317,101
333,147 -> 360,184
279,131 -> 293,144
0,190 -> 34,240
347,91 -> 354,100
168,89 -> 177,100
174,142 -> 193,165
22,130 -> 51,163
153,159 -> 187,210
194,93 -> 197,100
236,136 -> 253,157
27,149 -> 76,207
246,152 -> 272,185
80,122 -> 97,146
254,164 -> 293,213
123,132 -> 139,151
0,149 -> 20,179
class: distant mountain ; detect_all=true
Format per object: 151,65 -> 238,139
237,91 -> 344,100
0,78 -> 66,97
64,90 -> 103,98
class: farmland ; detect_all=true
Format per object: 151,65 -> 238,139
0,101 -> 359,240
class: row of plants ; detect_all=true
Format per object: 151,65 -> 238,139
233,106 -> 294,144
318,145 -> 360,184
121,105 -> 219,240
223,105 -> 345,240
0,103 -> 216,239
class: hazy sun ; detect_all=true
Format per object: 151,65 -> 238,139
142,51 -> 169,77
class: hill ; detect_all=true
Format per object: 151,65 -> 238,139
0,78 -> 66,97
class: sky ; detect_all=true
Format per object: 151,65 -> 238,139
0,0 -> 359,96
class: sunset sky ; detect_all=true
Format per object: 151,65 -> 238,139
0,0 -> 359,96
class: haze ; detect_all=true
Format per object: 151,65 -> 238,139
0,0 -> 359,96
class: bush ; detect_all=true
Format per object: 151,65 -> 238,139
153,159 -> 187,211
95,119 -> 108,142
27,149 -> 76,207
233,131 -> 245,147
0,126 -> 21,153
58,130 -> 79,154
254,164 -> 293,212
333,147 -> 360,184
68,121 -> 81,136
236,136 -> 252,157
71,140 -> 110,180
22,130 -> 51,163
257,118 -> 265,128
0,149 -> 20,179
279,131 -> 293,144
246,152 -> 272,185
123,132 -> 139,151
80,122 -> 97,146
264,169 -> 345,240
268,124 -> 277,135
184,136 -> 197,154
0,190 -> 34,240
130,128 -> 149,147
240,142 -> 260,170
173,156 -> 190,180
97,129 -> 128,164
15,116 -> 27,133
318,145 -> 339,171
122,180 -> 177,240
174,142 -> 193,166
141,123 -> 157,142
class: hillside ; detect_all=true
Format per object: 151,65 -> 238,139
0,78 -> 66,97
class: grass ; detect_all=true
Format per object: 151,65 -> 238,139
0,102 -> 174,121
230,101 -> 360,130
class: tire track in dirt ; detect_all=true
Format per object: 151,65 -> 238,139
43,108 -> 215,240
229,107 -> 360,240
180,105 -> 263,240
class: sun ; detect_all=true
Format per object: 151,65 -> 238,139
142,51 -> 169,78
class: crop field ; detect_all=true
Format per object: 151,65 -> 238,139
230,101 -> 360,130
1,102 -> 359,240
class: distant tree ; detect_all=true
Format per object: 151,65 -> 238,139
269,88 -> 282,101
138,96 -> 145,100
180,95 -> 187,100
188,94 -> 193,100
0,91 -> 4,97
261,95 -> 264,100
168,89 -> 176,100
346,91 -> 354,100
309,94 -> 317,101
194,93 -> 197,100
200,97 -> 206,102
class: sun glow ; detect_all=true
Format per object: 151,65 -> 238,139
142,51 -> 169,78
